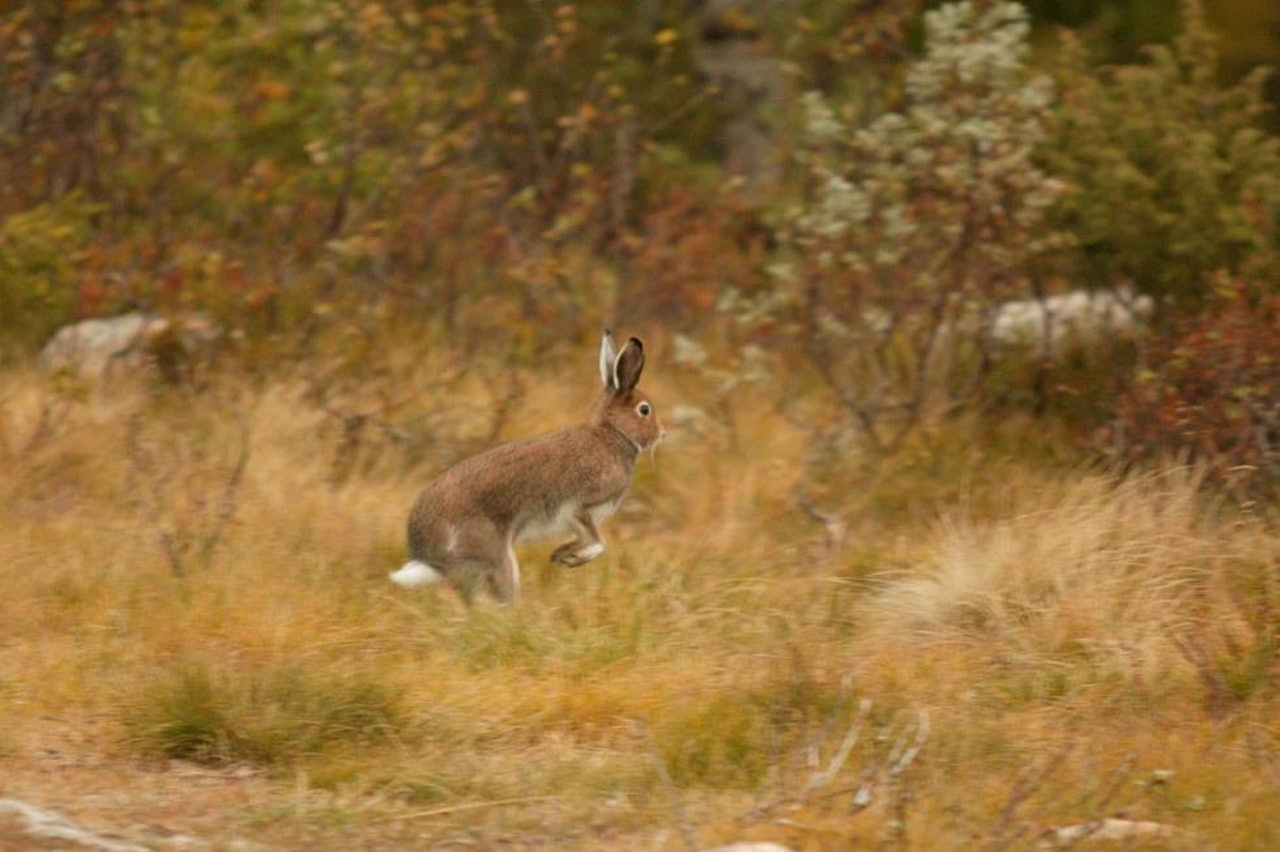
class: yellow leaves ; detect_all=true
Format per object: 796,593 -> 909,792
655,28 -> 679,47
252,77 -> 290,102
305,140 -> 330,166
248,158 -> 279,199
507,88 -> 530,107
417,139 -> 450,170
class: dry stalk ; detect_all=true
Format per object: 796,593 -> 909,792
637,718 -> 698,852
801,698 -> 872,798
850,708 -> 931,816
125,404 -> 253,578
1049,753 -> 1137,851
1161,618 -> 1233,718
22,380 -> 77,453
372,795 -> 562,824
125,413 -> 184,577
985,744 -> 1073,852
794,486 -> 849,555
198,412 -> 251,569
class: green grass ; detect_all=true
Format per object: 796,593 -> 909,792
123,663 -> 403,766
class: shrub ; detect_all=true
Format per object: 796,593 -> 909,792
1042,0 -> 1280,314
772,1 -> 1065,448
123,662 -> 402,766
1110,277 -> 1280,501
0,1 -> 730,354
0,194 -> 97,351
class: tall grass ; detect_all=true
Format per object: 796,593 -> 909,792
1,345 -> 1278,849
123,663 -> 401,764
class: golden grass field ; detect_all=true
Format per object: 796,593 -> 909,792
1,336 -> 1278,850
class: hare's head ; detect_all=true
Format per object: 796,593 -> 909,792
594,331 -> 664,452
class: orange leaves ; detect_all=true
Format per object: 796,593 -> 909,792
251,77 -> 290,103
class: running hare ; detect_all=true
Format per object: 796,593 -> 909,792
390,331 -> 663,603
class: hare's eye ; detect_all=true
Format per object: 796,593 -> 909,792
637,402 -> 652,417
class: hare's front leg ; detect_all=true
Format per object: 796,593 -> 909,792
551,510 -> 605,568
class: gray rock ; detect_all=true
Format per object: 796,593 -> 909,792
38,312 -> 218,379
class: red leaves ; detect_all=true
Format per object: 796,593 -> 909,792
1113,278 -> 1280,499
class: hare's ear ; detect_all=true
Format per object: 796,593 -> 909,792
613,337 -> 645,393
599,330 -> 619,389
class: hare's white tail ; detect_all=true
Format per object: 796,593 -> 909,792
389,560 -> 442,588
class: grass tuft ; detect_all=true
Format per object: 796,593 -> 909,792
123,663 -> 403,766
4,348 -> 1280,847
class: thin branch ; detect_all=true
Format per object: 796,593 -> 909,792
1162,618 -> 1233,717
644,84 -> 718,136
850,708 -> 931,815
372,795 -> 562,823
1052,753 -> 1137,851
637,718 -> 698,852
985,744 -> 1073,852
794,486 -> 849,554
197,411 -> 252,570
802,698 -> 872,797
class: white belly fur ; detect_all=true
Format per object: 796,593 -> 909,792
515,502 -> 578,544
515,499 -> 621,544
589,498 -> 621,526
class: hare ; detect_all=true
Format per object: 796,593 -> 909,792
390,331 -> 664,603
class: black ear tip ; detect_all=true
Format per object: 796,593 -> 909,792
628,337 -> 643,352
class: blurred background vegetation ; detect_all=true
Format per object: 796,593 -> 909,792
1,0 -> 1278,493
3,4 -> 1280,846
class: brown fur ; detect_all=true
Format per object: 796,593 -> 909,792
398,333 -> 663,603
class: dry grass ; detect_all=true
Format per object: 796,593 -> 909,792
1,341 -> 1278,850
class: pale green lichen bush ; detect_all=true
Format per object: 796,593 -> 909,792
775,1 -> 1066,446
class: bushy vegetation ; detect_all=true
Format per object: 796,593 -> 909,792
0,0 -> 721,349
2,0 -> 1279,848
124,663 -> 402,765
773,1 -> 1064,447
1113,278 -> 1280,500
1043,0 -> 1280,312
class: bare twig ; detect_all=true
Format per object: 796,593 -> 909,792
608,109 -> 636,241
794,486 -> 849,554
1162,618 -> 1233,717
0,798 -> 146,852
644,84 -> 718,136
637,718 -> 698,852
801,698 -> 872,798
1051,753 -> 1137,851
372,795 -> 563,824
124,401 -> 254,578
22,382 -> 76,453
197,411 -> 251,569
126,414 -> 186,578
888,708 -> 931,779
482,370 -> 525,448
985,744 -> 1073,852
850,708 -> 931,815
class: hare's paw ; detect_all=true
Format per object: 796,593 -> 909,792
551,541 -> 604,567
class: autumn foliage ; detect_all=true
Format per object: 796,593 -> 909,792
1114,279 -> 1280,499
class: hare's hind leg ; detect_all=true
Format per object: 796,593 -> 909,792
484,542 -> 521,603
551,509 -> 605,568
430,547 -> 519,605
